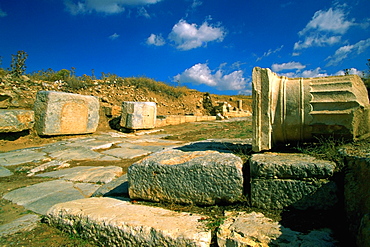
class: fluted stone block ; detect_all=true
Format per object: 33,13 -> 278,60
120,102 -> 156,129
34,91 -> 99,135
252,67 -> 370,152
0,109 -> 34,133
128,149 -> 245,205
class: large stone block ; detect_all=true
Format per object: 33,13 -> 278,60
252,67 -> 370,152
47,197 -> 212,247
128,149 -> 245,205
250,153 -> 338,210
251,179 -> 337,210
120,101 -> 156,129
34,91 -> 99,135
0,109 -> 34,133
250,153 -> 336,179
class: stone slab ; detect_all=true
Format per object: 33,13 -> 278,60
0,149 -> 46,166
0,109 -> 34,133
217,211 -> 336,247
46,197 -> 212,247
3,180 -> 99,214
101,147 -> 152,159
92,174 -> 129,197
34,91 -> 99,135
250,153 -> 336,179
120,101 -> 157,129
251,179 -> 338,210
128,149 -> 245,205
47,146 -> 105,161
35,166 -> 122,183
0,214 -> 40,237
0,166 -> 13,177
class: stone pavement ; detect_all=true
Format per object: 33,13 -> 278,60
0,129 -> 183,236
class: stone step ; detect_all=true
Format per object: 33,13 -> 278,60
46,197 -> 212,247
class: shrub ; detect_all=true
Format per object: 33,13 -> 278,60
124,77 -> 189,98
10,50 -> 28,78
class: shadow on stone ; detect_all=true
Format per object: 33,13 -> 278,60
92,174 -> 129,197
175,141 -> 252,154
0,129 -> 30,141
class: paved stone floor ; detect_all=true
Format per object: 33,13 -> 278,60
0,129 -> 183,236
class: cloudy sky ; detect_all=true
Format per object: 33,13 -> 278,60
0,0 -> 369,95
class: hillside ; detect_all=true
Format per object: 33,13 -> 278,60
0,72 -> 252,149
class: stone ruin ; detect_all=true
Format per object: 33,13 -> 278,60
1,69 -> 370,246
252,67 -> 370,152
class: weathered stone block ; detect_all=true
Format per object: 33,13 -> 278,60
34,91 -> 99,135
120,102 -> 156,129
251,179 -> 337,210
217,211 -> 336,247
47,197 -> 212,247
128,149 -> 245,205
250,153 -> 336,179
0,109 -> 34,133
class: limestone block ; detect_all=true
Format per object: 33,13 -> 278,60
34,91 -> 99,135
47,197 -> 212,247
128,149 -> 245,205
340,145 -> 370,245
120,101 -> 156,129
252,67 -> 370,152
251,179 -> 337,210
0,109 -> 34,133
250,153 -> 336,179
217,211 -> 335,247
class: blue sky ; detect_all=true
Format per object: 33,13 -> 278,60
0,0 -> 369,95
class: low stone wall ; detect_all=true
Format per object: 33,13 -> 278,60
155,115 -> 217,127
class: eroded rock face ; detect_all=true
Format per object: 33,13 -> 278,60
47,197 -> 212,247
0,109 -> 34,133
120,101 -> 156,129
250,153 -> 337,210
128,149 -> 245,205
217,211 -> 336,247
252,67 -> 370,152
34,91 -> 99,135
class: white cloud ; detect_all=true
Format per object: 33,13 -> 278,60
64,0 -> 162,15
256,45 -> 284,61
271,62 -> 306,72
294,35 -> 341,50
335,68 -> 363,76
326,38 -> 370,66
191,0 -> 202,9
146,33 -> 166,46
137,7 -> 150,18
168,19 -> 226,50
0,8 -> 7,17
109,33 -> 120,40
278,67 -> 329,78
173,63 -> 248,91
299,8 -> 353,35
294,7 -> 354,50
